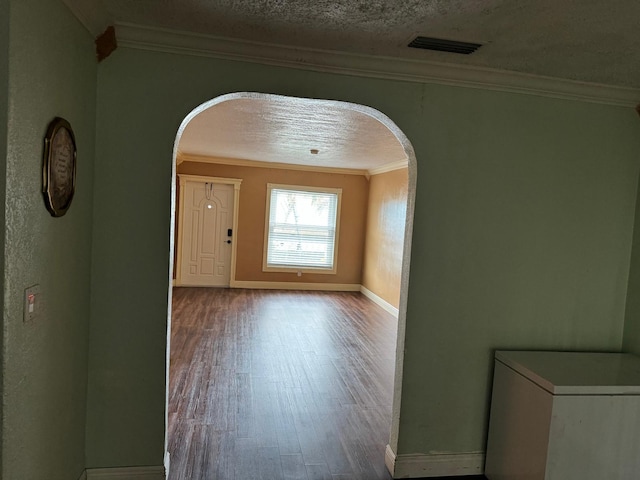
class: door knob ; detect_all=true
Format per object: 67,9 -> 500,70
226,240 -> 231,244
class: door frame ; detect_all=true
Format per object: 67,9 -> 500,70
175,174 -> 243,286
169,92 -> 417,471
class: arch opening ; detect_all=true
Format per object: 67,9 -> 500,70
167,92 -> 418,475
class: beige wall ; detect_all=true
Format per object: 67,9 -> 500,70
362,168 -> 408,308
178,161 -> 369,285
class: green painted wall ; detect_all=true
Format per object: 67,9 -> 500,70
400,86 -> 640,452
624,167 -> 640,354
0,0 -> 9,472
3,0 -> 97,478
88,46 -> 640,466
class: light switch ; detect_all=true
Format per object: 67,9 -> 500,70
24,284 -> 41,322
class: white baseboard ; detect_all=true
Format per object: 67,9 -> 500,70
230,280 -> 361,292
85,466 -> 166,480
385,444 -> 397,476
360,286 -> 399,317
164,451 -> 170,477
385,444 -> 484,478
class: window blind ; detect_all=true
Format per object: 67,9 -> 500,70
266,187 -> 339,269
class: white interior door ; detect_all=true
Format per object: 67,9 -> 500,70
179,180 -> 234,286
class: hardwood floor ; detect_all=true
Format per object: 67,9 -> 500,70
168,287 -> 398,480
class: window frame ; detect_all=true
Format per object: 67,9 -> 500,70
262,183 -> 342,275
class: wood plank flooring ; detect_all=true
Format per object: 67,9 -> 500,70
168,288 -> 397,480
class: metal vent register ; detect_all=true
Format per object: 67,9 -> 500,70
408,36 -> 482,54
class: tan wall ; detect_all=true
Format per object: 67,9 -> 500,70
362,168 -> 408,308
177,161 -> 369,285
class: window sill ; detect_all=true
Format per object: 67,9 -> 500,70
263,265 -> 337,275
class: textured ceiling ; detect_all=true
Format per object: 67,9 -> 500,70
89,0 -> 640,88
178,95 -> 408,171
62,0 -> 639,170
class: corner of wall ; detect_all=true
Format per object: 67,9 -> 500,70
3,0 -> 98,477
0,0 -> 9,474
623,167 -> 640,354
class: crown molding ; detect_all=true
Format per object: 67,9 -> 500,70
61,0 -> 111,36
178,153 -> 370,176
369,160 -> 408,176
115,23 -> 640,108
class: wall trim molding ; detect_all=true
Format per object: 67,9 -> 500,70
185,280 -> 403,308
385,444 -> 397,475
164,451 -> 170,477
85,466 -> 166,479
368,160 -> 409,176
61,0 -> 111,36
360,286 -> 399,317
178,153 -> 369,176
231,280 -> 360,292
385,445 -> 485,478
115,22 -> 640,107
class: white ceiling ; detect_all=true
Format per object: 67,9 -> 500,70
61,0 -> 640,170
178,95 -> 408,172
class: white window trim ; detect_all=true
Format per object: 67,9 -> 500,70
262,183 -> 342,275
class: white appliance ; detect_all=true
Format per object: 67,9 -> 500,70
485,350 -> 640,480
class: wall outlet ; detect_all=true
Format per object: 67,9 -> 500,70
24,284 -> 41,322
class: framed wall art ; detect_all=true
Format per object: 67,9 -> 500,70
42,117 -> 76,217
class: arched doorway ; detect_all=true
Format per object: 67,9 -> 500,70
167,92 -> 417,477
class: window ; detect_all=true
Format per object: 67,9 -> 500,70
264,184 -> 342,273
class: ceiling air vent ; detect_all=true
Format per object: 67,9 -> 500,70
408,36 -> 482,55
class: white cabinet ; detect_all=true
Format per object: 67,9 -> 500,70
485,351 -> 640,480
